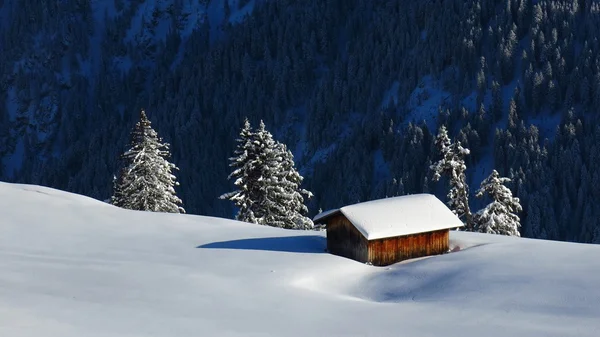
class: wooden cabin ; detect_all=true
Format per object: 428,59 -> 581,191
313,194 -> 463,266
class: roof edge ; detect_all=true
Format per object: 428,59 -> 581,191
313,208 -> 341,223
313,194 -> 465,240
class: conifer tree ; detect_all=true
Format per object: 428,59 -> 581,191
430,125 -> 473,229
111,110 -> 184,213
261,134 -> 314,230
473,170 -> 522,236
219,118 -> 261,223
221,120 -> 313,229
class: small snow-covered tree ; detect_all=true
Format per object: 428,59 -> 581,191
430,125 -> 473,229
111,174 -> 124,205
111,110 -> 184,213
473,170 -> 522,236
221,120 -> 313,229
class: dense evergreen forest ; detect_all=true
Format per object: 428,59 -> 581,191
1,0 -> 600,243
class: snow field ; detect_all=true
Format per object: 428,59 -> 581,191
1,182 -> 599,337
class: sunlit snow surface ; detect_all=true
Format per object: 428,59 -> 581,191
1,182 -> 599,336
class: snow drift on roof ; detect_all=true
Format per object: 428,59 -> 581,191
314,194 -> 464,240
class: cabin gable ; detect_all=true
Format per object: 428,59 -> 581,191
325,214 -> 368,263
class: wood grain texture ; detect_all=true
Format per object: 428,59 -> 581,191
367,229 -> 449,266
326,214 -> 368,263
323,214 -> 450,266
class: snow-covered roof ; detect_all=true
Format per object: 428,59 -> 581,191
313,194 -> 464,240
313,208 -> 340,223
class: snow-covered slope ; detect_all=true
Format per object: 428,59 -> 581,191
1,182 -> 599,337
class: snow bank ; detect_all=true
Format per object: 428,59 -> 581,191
1,182 -> 599,337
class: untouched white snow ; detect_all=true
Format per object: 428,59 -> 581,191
1,182 -> 600,337
315,194 -> 464,240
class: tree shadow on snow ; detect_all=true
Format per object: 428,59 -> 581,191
197,235 -> 327,253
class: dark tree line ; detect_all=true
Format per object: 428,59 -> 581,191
2,0 -> 600,243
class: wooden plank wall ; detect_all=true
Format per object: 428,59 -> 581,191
367,229 -> 449,266
326,214 -> 368,263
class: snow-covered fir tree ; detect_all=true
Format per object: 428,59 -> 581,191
430,125 -> 473,230
219,118 -> 261,223
473,170 -> 522,236
221,120 -> 313,229
261,137 -> 314,230
111,110 -> 184,213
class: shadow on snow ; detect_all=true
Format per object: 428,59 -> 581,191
198,235 -> 326,253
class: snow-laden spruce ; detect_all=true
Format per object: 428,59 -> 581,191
111,110 -> 184,213
473,170 -> 522,236
221,119 -> 313,229
430,125 -> 473,230
219,119 -> 261,223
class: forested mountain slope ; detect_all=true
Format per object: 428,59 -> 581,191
2,0 -> 600,243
